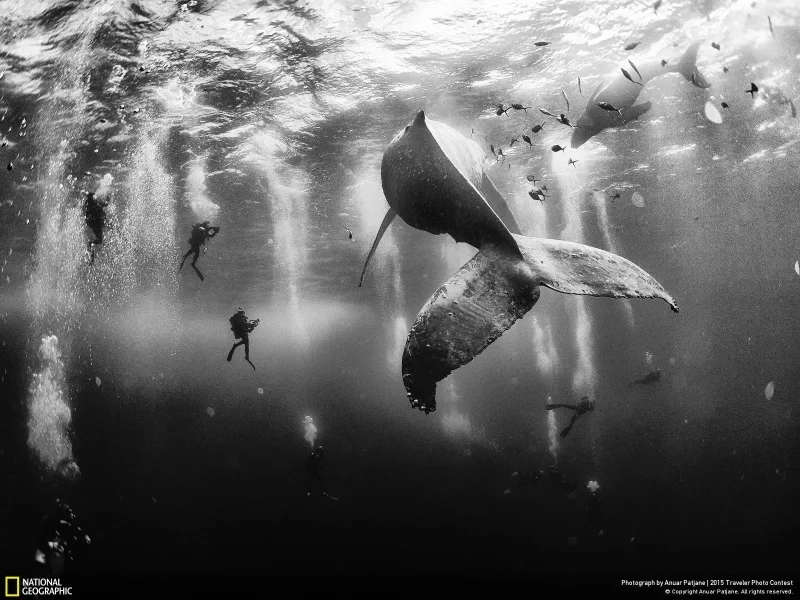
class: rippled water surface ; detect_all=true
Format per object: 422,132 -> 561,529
1,0 -> 799,587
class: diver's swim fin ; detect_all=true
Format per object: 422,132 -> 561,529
359,207 -> 396,287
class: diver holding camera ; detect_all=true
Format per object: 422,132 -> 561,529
227,308 -> 259,370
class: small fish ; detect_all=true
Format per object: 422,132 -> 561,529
711,42 -> 720,50
495,104 -> 510,116
526,174 -> 540,183
497,147 -> 506,160
538,108 -> 556,117
745,83 -> 758,98
562,90 -> 570,112
568,158 -> 578,167
551,144 -> 565,152
556,114 -> 575,128
723,66 -> 729,73
628,60 -> 642,80
471,128 -> 475,137
528,189 -> 545,204
597,102 -> 622,115
653,0 -> 662,13
789,99 -> 797,118
721,102 -> 729,109
510,103 -> 532,113
532,121 -> 545,133
344,227 -> 353,240
522,134 -> 532,147
768,15 -> 774,37
624,42 -> 641,51
6,162 -> 11,171
621,68 -> 644,86
578,77 -> 582,95
509,135 -> 521,147
534,41 -> 550,47
609,191 -> 621,201
490,144 -> 497,157
661,59 -> 668,67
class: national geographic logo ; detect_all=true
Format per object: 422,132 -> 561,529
4,577 -> 73,596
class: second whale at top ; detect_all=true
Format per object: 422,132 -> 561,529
571,42 -> 711,148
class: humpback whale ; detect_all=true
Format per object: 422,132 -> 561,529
362,111 -> 678,413
571,42 -> 711,148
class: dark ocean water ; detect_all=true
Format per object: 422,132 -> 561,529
0,0 -> 799,594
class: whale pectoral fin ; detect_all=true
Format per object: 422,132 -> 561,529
622,101 -> 652,123
480,172 -> 523,235
513,235 -> 679,312
402,245 -> 540,413
358,207 -> 396,287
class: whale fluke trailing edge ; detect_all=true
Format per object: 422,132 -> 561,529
362,111 -> 677,413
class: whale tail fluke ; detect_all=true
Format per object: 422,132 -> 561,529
676,41 -> 711,89
513,235 -> 679,312
402,245 -> 540,414
401,236 -> 678,413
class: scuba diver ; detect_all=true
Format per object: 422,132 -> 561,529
179,220 -> 220,281
546,395 -> 596,438
34,499 -> 91,576
84,191 -> 109,263
306,446 -> 338,500
227,308 -> 259,370
548,465 -> 578,494
504,470 -> 543,494
628,368 -> 661,387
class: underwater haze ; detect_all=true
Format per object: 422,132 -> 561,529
0,0 -> 799,592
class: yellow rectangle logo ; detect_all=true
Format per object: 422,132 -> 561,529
4,577 -> 20,598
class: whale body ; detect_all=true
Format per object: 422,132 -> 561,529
571,42 -> 711,148
363,111 -> 678,413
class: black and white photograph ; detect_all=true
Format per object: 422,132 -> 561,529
0,0 -> 797,596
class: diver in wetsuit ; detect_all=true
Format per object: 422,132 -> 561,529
584,484 -> 605,536
226,308 -> 259,370
34,499 -> 91,576
306,446 -> 325,496
85,191 -> 109,263
306,446 -> 337,499
179,221 -> 220,281
546,395 -> 596,438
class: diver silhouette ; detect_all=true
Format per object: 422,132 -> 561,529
34,499 -> 91,576
306,446 -> 338,500
226,308 -> 259,370
84,191 -> 109,263
584,485 -> 605,537
546,395 -> 596,438
179,221 -> 220,281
